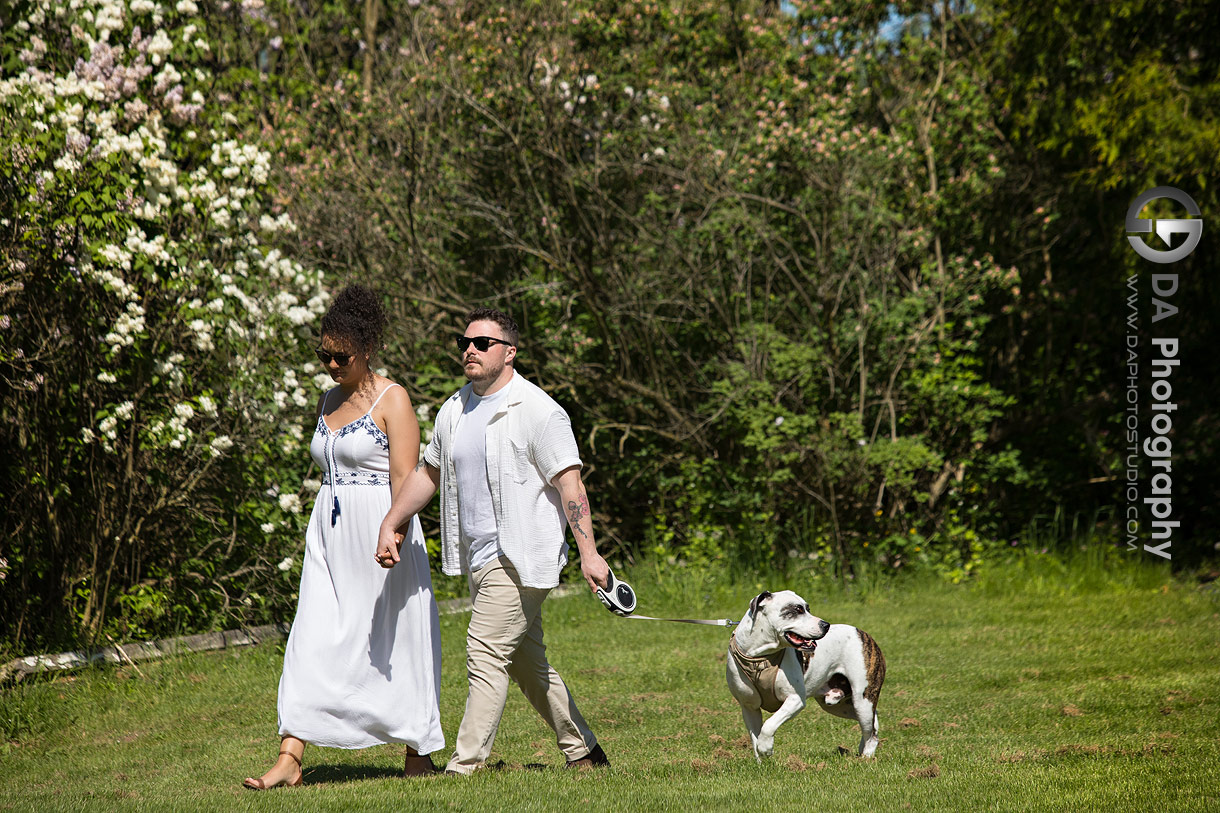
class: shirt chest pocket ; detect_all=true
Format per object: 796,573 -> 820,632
508,439 -> 534,485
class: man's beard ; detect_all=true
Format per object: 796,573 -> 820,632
465,358 -> 503,382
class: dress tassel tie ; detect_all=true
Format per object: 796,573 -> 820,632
325,410 -> 341,527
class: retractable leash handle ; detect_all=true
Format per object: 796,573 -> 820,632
596,568 -> 638,617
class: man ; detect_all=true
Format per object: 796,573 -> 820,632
375,307 -> 611,774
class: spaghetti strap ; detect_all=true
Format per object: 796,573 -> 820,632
366,382 -> 401,415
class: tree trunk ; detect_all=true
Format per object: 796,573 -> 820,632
362,0 -> 381,98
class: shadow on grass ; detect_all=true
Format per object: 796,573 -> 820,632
301,764 -> 409,784
300,761 -> 553,785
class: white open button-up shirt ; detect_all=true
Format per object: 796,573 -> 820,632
424,372 -> 582,588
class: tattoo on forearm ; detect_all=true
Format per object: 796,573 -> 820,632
566,493 -> 591,540
414,459 -> 427,472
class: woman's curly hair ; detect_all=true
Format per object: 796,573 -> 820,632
320,284 -> 387,355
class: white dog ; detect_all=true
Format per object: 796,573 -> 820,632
726,590 -> 886,760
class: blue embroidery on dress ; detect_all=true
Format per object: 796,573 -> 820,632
318,411 -> 390,451
365,418 -> 390,451
316,413 -> 390,499
323,470 -> 391,487
335,414 -> 390,452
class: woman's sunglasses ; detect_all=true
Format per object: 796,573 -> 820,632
315,348 -> 354,366
456,336 -> 513,353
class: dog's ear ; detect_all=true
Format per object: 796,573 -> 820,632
749,591 -> 773,618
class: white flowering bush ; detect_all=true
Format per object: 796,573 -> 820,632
0,0 -> 329,648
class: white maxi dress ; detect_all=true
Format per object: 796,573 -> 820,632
276,384 -> 445,753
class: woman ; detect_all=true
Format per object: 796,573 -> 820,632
244,284 -> 443,789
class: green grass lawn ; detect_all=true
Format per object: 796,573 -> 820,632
2,553 -> 1218,812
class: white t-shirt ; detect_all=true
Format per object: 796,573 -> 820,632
424,373 -> 584,588
453,384 -> 511,572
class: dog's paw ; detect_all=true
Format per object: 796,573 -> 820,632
755,735 -> 775,759
822,688 -> 845,705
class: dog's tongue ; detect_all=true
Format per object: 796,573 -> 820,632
785,631 -> 818,651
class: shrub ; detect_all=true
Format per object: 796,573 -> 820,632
0,0 -> 328,650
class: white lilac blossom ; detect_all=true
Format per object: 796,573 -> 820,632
209,434 -> 234,456
5,0 -> 330,537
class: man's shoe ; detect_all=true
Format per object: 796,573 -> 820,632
565,743 -> 610,769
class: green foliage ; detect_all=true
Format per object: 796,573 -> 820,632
967,0 -> 1219,553
3,0 -> 1217,650
250,0 -> 1059,588
0,0 -> 329,650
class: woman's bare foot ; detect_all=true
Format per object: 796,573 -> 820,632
243,750 -> 303,790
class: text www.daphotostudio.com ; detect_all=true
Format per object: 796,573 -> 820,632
1123,186 -> 1203,560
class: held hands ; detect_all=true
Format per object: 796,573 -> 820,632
581,552 -> 611,593
375,522 -> 404,569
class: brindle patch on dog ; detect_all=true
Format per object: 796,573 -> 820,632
856,628 -> 886,705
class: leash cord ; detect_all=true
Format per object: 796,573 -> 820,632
621,614 -> 739,627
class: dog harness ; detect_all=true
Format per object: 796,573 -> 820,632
729,634 -> 811,713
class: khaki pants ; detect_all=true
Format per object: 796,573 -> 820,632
445,557 -> 597,774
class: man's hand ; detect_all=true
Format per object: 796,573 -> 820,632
375,523 -> 403,569
581,551 -> 610,593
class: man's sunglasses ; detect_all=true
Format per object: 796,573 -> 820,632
315,348 -> 354,366
456,336 -> 514,353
